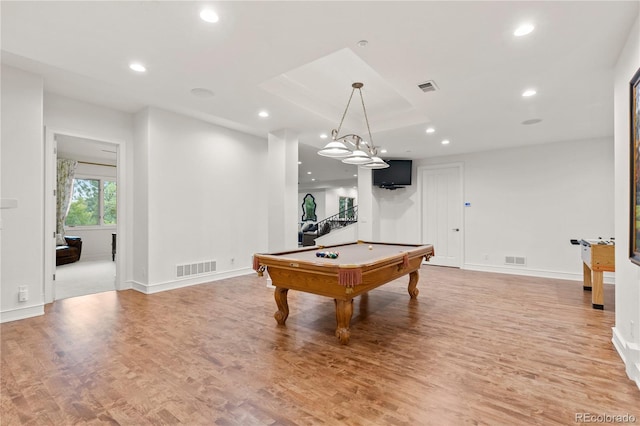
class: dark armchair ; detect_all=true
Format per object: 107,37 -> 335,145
301,222 -> 331,247
299,222 -> 316,246
56,236 -> 82,266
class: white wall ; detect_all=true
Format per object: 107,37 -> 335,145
45,93 -> 133,142
44,93 -> 133,292
133,107 -> 269,292
325,187 -> 358,217
1,66 -> 45,322
62,228 -> 114,261
357,168 -> 378,241
1,68 -> 277,313
613,14 -> 640,389
133,108 -> 150,284
315,224 -> 357,246
267,130 -> 298,251
375,137 -> 614,280
374,183 -> 420,244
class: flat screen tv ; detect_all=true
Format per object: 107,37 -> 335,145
372,160 -> 412,189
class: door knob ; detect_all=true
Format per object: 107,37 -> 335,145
452,228 -> 460,231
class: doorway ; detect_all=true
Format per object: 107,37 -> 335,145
420,163 -> 464,267
44,130 -> 123,302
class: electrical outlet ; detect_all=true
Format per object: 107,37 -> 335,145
230,257 -> 235,263
18,286 -> 28,302
483,254 -> 489,260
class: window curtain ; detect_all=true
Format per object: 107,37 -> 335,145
56,158 -> 78,245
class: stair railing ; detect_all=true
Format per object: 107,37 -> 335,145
316,205 -> 358,236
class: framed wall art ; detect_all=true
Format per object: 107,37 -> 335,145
629,67 -> 640,265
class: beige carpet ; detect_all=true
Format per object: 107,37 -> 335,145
55,259 -> 116,300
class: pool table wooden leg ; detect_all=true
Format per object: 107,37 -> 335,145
274,287 -> 289,325
408,270 -> 420,299
334,299 -> 353,345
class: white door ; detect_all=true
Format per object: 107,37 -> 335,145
421,164 -> 463,267
44,129 -> 57,302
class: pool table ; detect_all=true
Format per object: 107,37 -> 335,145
253,241 -> 434,344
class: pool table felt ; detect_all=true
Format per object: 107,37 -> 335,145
287,243 -> 418,265
255,242 -> 430,269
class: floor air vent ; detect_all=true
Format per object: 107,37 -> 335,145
177,260 -> 216,277
505,256 -> 526,266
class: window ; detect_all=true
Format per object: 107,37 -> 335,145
103,180 -> 117,225
339,196 -> 355,219
65,177 -> 117,227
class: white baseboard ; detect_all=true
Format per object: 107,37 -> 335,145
612,327 -> 640,390
130,267 -> 255,294
0,304 -> 44,323
463,263 -> 615,284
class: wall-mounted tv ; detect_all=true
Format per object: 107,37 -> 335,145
372,160 -> 412,189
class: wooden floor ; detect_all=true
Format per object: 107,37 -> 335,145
2,266 -> 638,425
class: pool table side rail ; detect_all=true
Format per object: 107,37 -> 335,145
255,241 -> 426,257
267,255 -> 428,299
253,242 -> 435,289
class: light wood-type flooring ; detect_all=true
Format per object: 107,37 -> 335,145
2,266 -> 639,425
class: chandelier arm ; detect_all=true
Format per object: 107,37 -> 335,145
335,88 -> 357,137
335,134 -> 361,148
357,88 -> 376,154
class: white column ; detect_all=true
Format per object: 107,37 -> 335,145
0,66 -> 45,322
267,129 -> 299,252
357,168 -> 379,241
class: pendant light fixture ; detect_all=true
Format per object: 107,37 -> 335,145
318,82 -> 388,169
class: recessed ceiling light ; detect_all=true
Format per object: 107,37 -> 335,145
426,127 -> 435,134
311,178 -> 316,181
190,88 -> 215,98
353,174 -> 357,177
514,23 -> 534,37
258,111 -> 269,118
357,40 -> 368,47
307,171 -> 312,175
298,161 -> 302,165
320,133 -> 328,139
522,89 -> 537,97
200,9 -> 219,23
441,140 -> 450,145
129,63 -> 146,73
522,118 -> 543,125
380,149 -> 387,154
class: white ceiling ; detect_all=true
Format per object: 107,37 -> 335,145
56,134 -> 117,166
2,1 -> 637,189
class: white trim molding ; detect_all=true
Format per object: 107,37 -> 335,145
129,267 -> 255,294
0,304 -> 45,323
612,327 -> 640,390
463,263 -> 615,284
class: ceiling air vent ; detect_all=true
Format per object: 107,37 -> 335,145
418,80 -> 438,93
